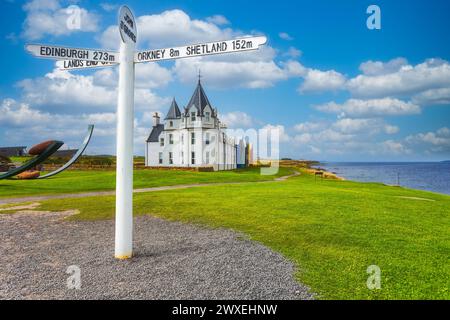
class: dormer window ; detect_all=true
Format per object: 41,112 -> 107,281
160,138 -> 164,146
169,121 -> 173,127
191,112 -> 196,122
205,112 -> 210,122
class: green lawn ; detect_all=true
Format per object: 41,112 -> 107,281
17,171 -> 449,300
0,167 -> 292,199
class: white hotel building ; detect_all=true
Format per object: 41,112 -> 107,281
145,79 -> 238,171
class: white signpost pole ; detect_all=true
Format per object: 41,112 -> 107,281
115,6 -> 137,260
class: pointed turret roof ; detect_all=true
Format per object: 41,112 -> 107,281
165,98 -> 181,119
185,79 -> 213,116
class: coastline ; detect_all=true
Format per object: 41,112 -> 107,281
315,161 -> 450,196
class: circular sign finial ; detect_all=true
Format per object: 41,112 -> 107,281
118,6 -> 137,44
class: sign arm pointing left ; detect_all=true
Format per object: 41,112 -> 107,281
25,44 -> 120,63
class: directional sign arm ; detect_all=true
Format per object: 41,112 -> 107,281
56,60 -> 118,71
25,44 -> 120,63
134,36 -> 267,63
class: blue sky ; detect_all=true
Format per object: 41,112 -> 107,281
0,0 -> 449,161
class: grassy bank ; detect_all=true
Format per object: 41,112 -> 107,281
0,167 -> 292,199
18,170 -> 450,299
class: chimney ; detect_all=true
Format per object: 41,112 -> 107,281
153,112 -> 160,126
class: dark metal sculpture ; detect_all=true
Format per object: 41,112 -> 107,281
0,125 -> 94,180
0,141 -> 64,180
38,125 -> 94,179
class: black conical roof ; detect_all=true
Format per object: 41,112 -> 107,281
185,80 -> 213,116
165,98 -> 181,119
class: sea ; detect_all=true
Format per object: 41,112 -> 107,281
318,162 -> 450,195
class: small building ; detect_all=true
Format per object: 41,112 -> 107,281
0,146 -> 27,157
145,79 -> 241,171
52,149 -> 78,158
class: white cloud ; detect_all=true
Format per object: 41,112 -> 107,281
293,133 -> 313,144
206,15 -> 230,25
100,9 -> 234,50
281,60 -> 307,77
315,98 -> 421,118
332,118 -> 399,135
136,63 -> 173,88
173,58 -> 289,89
99,9 -> 304,89
0,98 -> 154,155
97,9 -> 344,91
359,57 -> 408,76
284,47 -> 302,58
100,3 -> 118,12
261,124 -> 291,143
93,63 -> 172,89
411,87 -> 450,106
18,69 -> 116,110
279,32 -> 293,41
384,124 -> 400,135
22,0 -> 100,40
17,68 -> 169,112
288,117 -> 407,160
347,58 -> 450,99
299,69 -> 346,93
0,98 -> 51,126
220,111 -> 253,128
380,140 -> 411,155
406,127 -> 450,149
294,121 -> 326,133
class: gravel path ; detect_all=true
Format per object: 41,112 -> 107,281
0,172 -> 300,205
0,210 -> 313,300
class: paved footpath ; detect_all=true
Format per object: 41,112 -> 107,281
0,171 -> 300,205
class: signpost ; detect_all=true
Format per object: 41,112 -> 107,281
25,5 -> 267,260
115,5 -> 137,260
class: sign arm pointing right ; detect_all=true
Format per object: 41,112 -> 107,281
134,36 -> 268,63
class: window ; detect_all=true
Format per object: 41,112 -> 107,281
205,111 -> 210,122
160,138 -> 164,147
206,151 -> 210,164
181,152 -> 184,164
191,152 -> 195,165
191,112 -> 196,122
169,134 -> 174,144
181,134 -> 184,145
169,121 -> 173,127
158,152 -> 163,164
169,152 -> 173,164
205,132 -> 210,145
191,132 -> 195,145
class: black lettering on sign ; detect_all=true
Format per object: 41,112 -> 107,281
124,13 -> 134,29
138,49 -> 166,61
120,20 -> 137,43
42,47 -> 89,59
